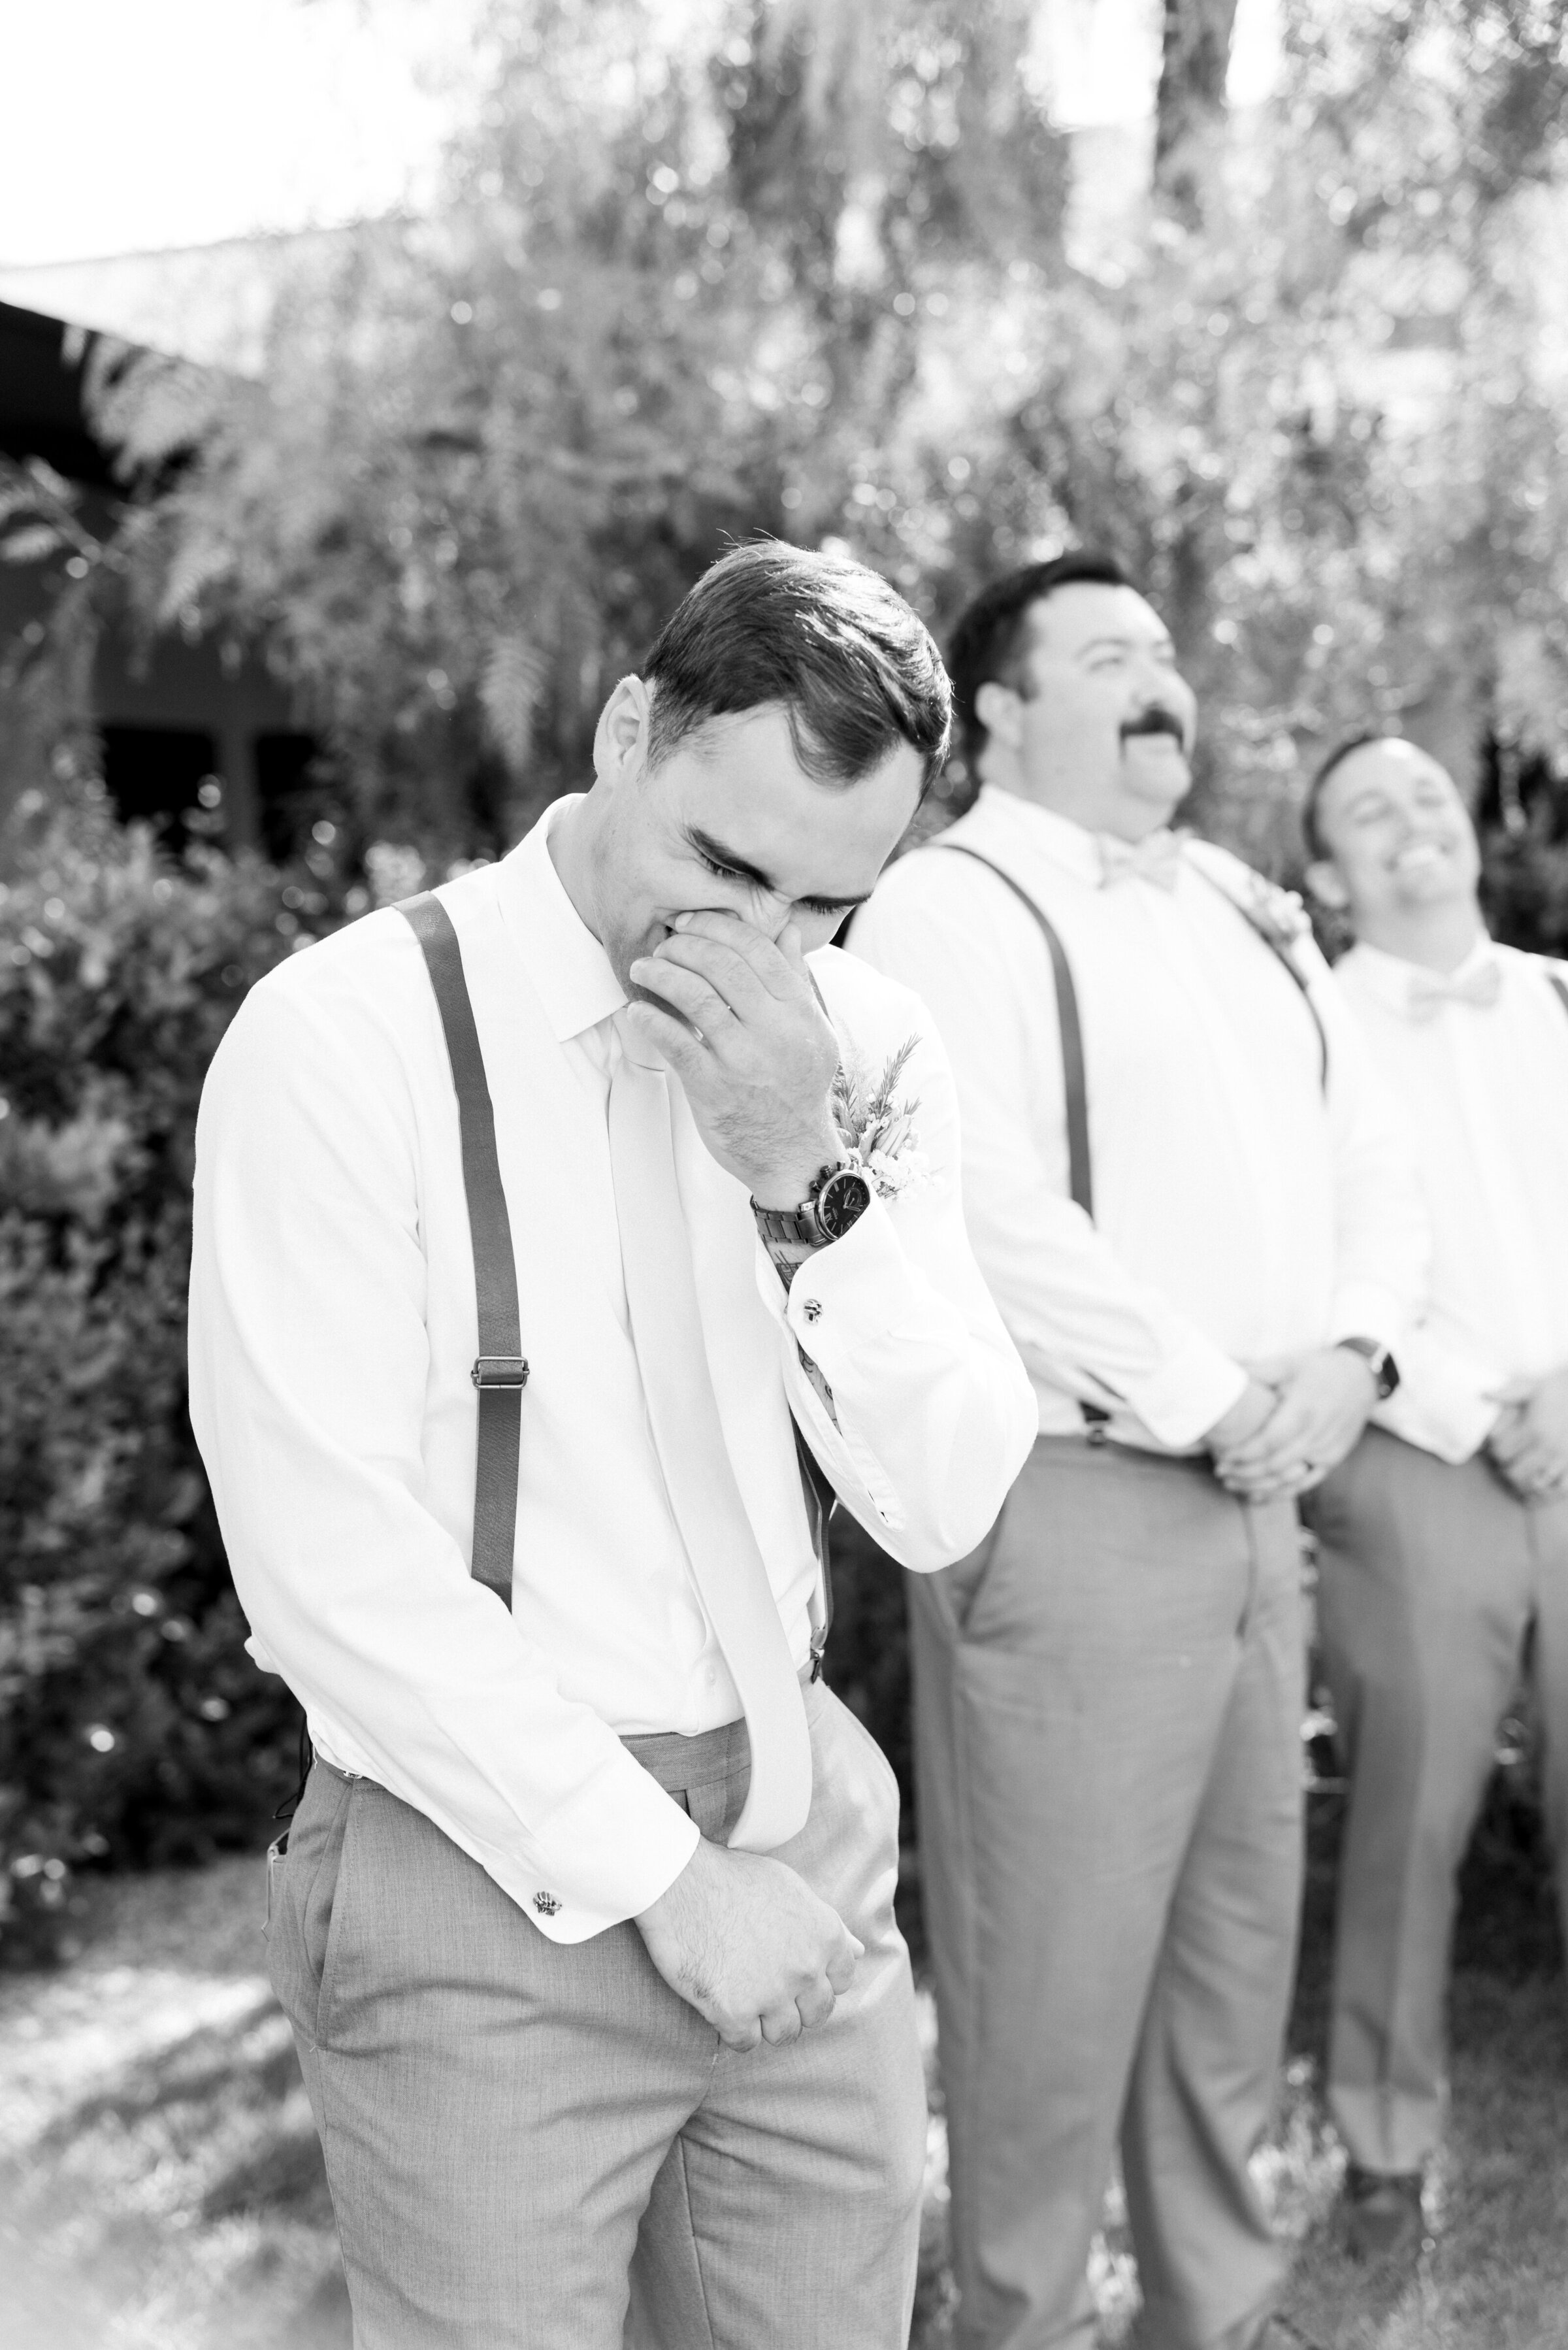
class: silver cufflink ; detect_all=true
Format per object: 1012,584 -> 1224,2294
802,1299 -> 821,1323
533,1891 -> 561,1917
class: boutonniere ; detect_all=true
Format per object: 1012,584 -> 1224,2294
1242,873 -> 1312,956
830,1036 -> 932,1202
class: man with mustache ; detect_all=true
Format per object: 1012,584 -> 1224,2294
851,554 -> 1426,2350
1302,735 -> 1568,2266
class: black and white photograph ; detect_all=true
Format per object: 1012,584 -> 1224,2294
3,3 -> 1567,2345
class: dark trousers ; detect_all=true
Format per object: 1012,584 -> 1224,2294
910,1436 -> 1305,2350
1312,1427 -> 1568,2172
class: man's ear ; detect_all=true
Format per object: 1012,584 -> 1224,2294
1305,857 -> 1350,912
593,675 -> 651,783
974,680 -> 1024,753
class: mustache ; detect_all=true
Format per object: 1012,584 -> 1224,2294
1120,706 -> 1188,748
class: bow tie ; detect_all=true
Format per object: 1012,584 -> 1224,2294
1097,830 -> 1184,891
1406,959 -> 1503,1021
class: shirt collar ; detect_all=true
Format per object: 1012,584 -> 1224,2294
1339,933 -> 1498,1016
955,785 -> 1104,887
493,794 -> 627,1042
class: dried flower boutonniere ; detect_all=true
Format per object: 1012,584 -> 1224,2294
830,1035 -> 932,1202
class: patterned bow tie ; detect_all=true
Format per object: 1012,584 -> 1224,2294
1406,959 -> 1503,1021
1097,829 -> 1184,891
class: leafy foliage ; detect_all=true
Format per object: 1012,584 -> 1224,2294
0,799 -> 330,1962
35,0 -> 1562,893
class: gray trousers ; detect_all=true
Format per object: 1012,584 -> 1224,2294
265,1676 -> 926,2349
909,1436 -> 1304,2350
1312,1427 -> 1568,2174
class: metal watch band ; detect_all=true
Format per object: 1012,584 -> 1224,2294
751,1159 -> 860,1249
1337,1334 -> 1399,1400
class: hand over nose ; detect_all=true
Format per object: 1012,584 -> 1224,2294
627,910 -> 842,1207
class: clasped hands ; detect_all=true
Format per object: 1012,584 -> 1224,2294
627,909 -> 841,1210
1207,1347 -> 1379,1504
1486,1366 -> 1568,1504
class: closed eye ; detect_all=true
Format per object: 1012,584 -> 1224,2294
693,848 -> 855,921
694,848 -> 752,889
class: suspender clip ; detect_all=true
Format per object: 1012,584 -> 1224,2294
472,1357 -> 531,1390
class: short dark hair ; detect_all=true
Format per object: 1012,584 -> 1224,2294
642,541 -> 951,789
947,552 -> 1134,765
1303,731 -> 1390,861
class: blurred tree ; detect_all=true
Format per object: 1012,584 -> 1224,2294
0,797 -> 331,1961
9,0 -> 1568,880
8,0 -> 1551,882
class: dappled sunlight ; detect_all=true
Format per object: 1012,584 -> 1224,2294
1,1840 -> 1564,2348
0,1859 -> 348,2350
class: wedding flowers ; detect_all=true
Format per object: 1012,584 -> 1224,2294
830,1036 -> 932,1202
1241,872 -> 1313,955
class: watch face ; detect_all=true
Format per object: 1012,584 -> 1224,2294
819,1168 -> 872,1238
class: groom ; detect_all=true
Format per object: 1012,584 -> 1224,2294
189,542 -> 1036,2349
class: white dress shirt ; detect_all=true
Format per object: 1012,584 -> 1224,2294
1334,936 -> 1568,1463
189,797 -> 1034,1943
850,787 -> 1428,1453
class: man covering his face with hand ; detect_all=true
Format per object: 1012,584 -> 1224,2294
189,543 -> 1037,2349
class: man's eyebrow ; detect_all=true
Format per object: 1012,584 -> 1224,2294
1074,633 -> 1173,657
687,826 -> 776,892
686,826 -> 868,908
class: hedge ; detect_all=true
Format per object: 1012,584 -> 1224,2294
0,800 -> 329,1962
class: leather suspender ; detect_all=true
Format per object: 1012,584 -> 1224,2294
936,845 -> 1095,1219
1184,862 -> 1330,1091
936,843 -> 1332,1232
934,844 -> 1107,1433
397,889 -> 834,1651
399,893 -> 528,1607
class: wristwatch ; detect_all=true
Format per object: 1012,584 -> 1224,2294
753,1161 -> 874,1250
1336,1334 -> 1401,1400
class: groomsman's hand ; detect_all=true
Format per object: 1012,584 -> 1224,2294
634,1836 -> 862,2051
1488,1368 -> 1568,1501
1213,1348 -> 1377,1502
1205,1377 -> 1278,1460
627,911 -> 843,1208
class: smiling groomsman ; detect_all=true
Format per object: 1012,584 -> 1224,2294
1302,733 -> 1568,2266
852,554 -> 1426,2350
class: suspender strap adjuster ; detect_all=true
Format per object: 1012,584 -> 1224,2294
472,1357 -> 531,1390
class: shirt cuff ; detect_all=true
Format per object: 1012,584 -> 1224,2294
1120,1336 -> 1249,1453
1328,1283 -> 1408,1355
779,1190 -> 902,1362
500,1743 -> 702,1946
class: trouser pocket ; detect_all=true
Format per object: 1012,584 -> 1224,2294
267,1763 -> 356,2048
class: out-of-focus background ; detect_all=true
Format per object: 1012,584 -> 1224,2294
2,4 -> 1566,2344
